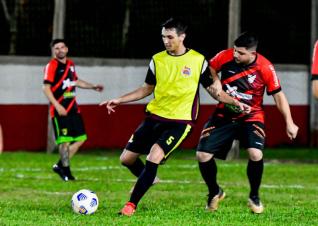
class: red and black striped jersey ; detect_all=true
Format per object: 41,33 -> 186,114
209,48 -> 281,123
312,41 -> 318,80
43,58 -> 79,118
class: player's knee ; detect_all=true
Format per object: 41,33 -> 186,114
196,151 -> 213,162
146,151 -> 164,164
248,148 -> 263,161
120,155 -> 131,166
60,143 -> 69,150
120,151 -> 135,166
145,144 -> 165,164
75,141 -> 85,147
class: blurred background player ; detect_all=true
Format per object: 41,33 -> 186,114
196,32 -> 299,214
43,39 -> 103,181
0,124 -> 3,153
100,18 -> 249,216
311,40 -> 318,98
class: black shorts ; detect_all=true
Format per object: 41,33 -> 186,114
126,117 -> 192,161
52,112 -> 87,144
197,117 -> 265,160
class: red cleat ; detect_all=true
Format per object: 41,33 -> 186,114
119,202 -> 136,216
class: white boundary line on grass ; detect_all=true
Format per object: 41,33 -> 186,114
0,166 -> 122,172
0,162 -> 288,172
9,173 -> 310,190
113,179 -> 307,189
2,164 -> 315,191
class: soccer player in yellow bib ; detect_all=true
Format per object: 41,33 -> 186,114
100,18 -> 250,216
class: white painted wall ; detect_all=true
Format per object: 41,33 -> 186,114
0,62 -> 309,105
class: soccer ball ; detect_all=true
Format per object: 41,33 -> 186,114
71,189 -> 99,215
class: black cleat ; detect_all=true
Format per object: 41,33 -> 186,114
63,166 -> 76,180
52,164 -> 69,181
67,173 -> 76,180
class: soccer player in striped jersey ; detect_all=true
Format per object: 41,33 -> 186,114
43,39 -> 103,181
196,32 -> 299,214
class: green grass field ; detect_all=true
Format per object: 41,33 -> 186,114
0,148 -> 317,226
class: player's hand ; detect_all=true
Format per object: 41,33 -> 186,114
211,79 -> 222,97
99,99 -> 120,114
286,123 -> 299,140
56,104 -> 67,116
93,84 -> 104,92
239,102 -> 251,114
233,100 -> 251,114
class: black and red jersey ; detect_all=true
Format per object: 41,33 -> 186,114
43,58 -> 79,118
312,41 -> 318,80
209,48 -> 281,123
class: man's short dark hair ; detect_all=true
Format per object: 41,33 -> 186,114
50,39 -> 67,48
161,18 -> 188,35
234,32 -> 258,50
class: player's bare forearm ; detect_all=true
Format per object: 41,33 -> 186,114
43,84 -> 67,116
206,86 -> 236,105
100,83 -> 154,114
206,86 -> 251,114
209,67 -> 222,96
209,66 -> 219,81
76,79 -> 104,92
273,91 -> 294,124
42,84 -> 59,107
117,83 -> 154,104
273,91 -> 299,139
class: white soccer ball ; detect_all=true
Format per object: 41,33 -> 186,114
71,189 -> 99,215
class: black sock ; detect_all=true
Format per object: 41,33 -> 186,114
63,165 -> 70,173
129,160 -> 158,206
122,158 -> 145,177
247,159 -> 264,198
57,160 -> 63,167
198,157 -> 219,196
62,165 -> 75,179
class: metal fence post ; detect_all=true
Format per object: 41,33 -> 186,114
226,0 -> 241,160
310,0 -> 318,147
47,0 -> 66,153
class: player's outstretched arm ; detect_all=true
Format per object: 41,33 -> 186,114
99,99 -> 120,114
100,83 -> 154,115
76,79 -> 104,92
273,91 -> 299,140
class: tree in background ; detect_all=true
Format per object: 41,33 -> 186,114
0,0 -> 22,55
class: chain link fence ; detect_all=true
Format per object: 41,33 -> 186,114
0,0 -> 311,63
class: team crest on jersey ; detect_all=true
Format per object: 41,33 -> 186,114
181,66 -> 191,77
247,74 -> 256,84
225,84 -> 253,100
62,128 -> 68,135
62,78 -> 76,89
